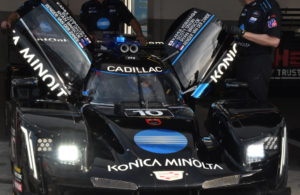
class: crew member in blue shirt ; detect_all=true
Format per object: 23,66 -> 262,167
225,0 -> 281,102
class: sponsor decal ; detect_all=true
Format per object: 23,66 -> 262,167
125,109 -> 173,118
146,119 -> 162,126
14,180 -> 22,192
39,22 -> 52,32
88,7 -> 98,14
249,17 -> 258,23
153,171 -> 184,181
14,171 -> 22,181
210,43 -> 238,83
97,17 -> 111,30
268,18 -> 277,28
169,11 -> 213,58
253,11 -> 261,17
107,66 -> 163,74
44,2 -> 91,47
148,41 -> 164,45
107,158 -> 223,172
109,8 -> 117,14
134,129 -> 187,154
12,31 -> 68,97
36,37 -> 68,43
14,165 -> 21,174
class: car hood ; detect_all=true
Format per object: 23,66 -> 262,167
78,104 -> 249,189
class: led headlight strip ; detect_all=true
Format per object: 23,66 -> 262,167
280,126 -> 287,177
21,126 -> 38,180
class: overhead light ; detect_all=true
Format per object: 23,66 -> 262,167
57,145 -> 80,165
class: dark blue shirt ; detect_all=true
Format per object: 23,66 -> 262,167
80,0 -> 134,32
238,0 -> 281,55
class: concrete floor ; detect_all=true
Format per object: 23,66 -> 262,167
0,97 -> 299,194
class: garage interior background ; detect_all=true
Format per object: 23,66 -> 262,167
0,0 -> 299,136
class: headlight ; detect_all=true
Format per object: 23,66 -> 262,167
57,145 -> 80,165
245,140 -> 265,164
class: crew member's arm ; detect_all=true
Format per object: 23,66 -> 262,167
119,1 -> 146,45
225,4 -> 281,48
1,12 -> 20,30
130,18 -> 146,45
242,7 -> 281,48
242,32 -> 280,48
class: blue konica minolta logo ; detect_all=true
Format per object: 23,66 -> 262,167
40,22 -> 52,32
97,17 -> 111,30
134,129 -> 188,154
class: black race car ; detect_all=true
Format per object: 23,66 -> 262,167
6,0 -> 290,194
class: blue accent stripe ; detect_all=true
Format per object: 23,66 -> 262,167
41,4 -> 92,65
172,15 -> 215,66
265,0 -> 272,9
92,68 -> 171,76
262,2 -> 268,9
192,83 -> 209,98
260,3 -> 266,13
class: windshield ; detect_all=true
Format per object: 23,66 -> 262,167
86,70 -> 183,106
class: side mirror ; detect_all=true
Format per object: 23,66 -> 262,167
225,79 -> 248,88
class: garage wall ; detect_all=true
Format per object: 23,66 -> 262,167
148,0 -> 300,20
1,0 -> 299,18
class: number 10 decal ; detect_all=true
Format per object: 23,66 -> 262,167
124,109 -> 173,118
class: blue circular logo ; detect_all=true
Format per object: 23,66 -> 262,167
134,129 -> 188,154
97,18 -> 111,30
39,22 -> 52,32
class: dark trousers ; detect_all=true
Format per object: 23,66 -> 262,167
236,54 -> 273,102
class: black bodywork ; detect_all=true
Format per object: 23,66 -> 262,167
6,1 -> 290,195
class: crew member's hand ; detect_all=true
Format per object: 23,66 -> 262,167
1,20 -> 11,30
223,24 -> 245,37
136,35 -> 146,46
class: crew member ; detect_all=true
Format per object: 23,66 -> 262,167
1,0 -> 46,30
80,0 -> 146,45
225,0 -> 281,102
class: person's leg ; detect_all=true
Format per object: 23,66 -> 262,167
236,55 -> 273,102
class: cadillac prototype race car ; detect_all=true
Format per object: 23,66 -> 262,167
6,0 -> 290,195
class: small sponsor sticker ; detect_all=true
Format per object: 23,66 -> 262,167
145,119 -> 162,126
268,18 -> 277,28
14,180 -> 22,192
153,171 -> 184,181
249,17 -> 258,23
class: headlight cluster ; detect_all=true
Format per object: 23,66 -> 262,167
37,138 -> 53,152
36,137 -> 81,166
246,140 -> 265,164
245,135 -> 280,165
57,145 -> 80,165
